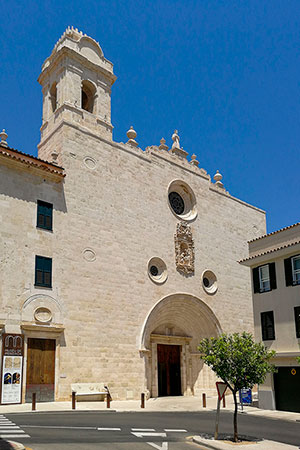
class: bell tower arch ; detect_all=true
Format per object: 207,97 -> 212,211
37,26 -> 117,163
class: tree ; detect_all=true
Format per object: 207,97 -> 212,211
198,332 -> 276,442
297,356 -> 300,365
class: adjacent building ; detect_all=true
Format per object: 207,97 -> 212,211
0,27 -> 266,404
240,223 -> 300,412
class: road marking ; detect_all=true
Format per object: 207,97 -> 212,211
131,432 -> 167,438
131,428 -> 156,431
0,434 -> 30,438
164,429 -> 187,432
0,426 -> 21,429
0,428 -> 25,434
147,443 -> 168,450
20,425 -> 95,430
97,427 -> 121,431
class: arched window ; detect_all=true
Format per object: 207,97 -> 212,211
81,80 -> 96,113
50,83 -> 57,113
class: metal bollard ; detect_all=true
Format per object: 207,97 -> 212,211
202,393 -> 206,408
222,395 -> 226,408
72,391 -> 76,410
106,393 -> 111,409
141,392 -> 145,409
32,392 -> 36,411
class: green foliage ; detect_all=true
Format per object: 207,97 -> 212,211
198,332 -> 276,392
296,356 -> 300,365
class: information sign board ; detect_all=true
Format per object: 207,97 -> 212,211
239,388 -> 252,405
1,334 -> 24,404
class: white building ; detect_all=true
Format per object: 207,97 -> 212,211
0,27 -> 266,404
240,223 -> 300,412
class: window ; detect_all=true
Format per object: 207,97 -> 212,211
50,83 -> 57,113
261,311 -> 275,341
284,255 -> 300,286
37,200 -> 53,231
253,263 -> 276,293
35,256 -> 52,288
81,80 -> 96,113
294,307 -> 300,338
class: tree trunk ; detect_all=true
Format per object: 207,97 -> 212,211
233,390 -> 238,442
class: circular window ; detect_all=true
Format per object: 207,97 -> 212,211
169,192 -> 185,215
168,180 -> 197,221
148,257 -> 168,284
202,270 -> 218,295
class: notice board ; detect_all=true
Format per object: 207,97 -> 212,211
1,334 -> 24,404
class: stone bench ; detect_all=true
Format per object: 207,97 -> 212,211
71,383 -> 109,402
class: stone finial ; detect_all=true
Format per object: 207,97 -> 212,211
213,170 -> 224,188
171,130 -> 180,149
170,129 -> 188,159
126,126 -> 138,147
0,129 -> 8,147
190,154 -> 199,167
51,150 -> 59,165
159,138 -> 168,151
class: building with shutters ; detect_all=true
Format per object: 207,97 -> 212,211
240,222 -> 300,412
0,27 -> 267,404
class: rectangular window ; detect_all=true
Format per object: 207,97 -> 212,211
253,263 -> 276,293
294,307 -> 300,338
35,256 -> 52,288
261,311 -> 275,341
292,256 -> 300,286
37,200 -> 53,231
259,265 -> 270,292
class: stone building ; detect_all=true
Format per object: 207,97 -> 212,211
0,27 -> 266,403
240,223 -> 300,412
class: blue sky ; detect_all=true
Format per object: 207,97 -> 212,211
1,0 -> 299,233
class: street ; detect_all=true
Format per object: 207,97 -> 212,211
1,410 -> 299,449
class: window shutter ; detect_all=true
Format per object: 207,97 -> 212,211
294,307 -> 300,338
284,257 -> 293,286
269,262 -> 277,290
253,267 -> 260,293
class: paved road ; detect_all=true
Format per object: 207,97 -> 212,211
1,410 -> 300,449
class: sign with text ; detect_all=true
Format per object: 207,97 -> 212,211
1,334 -> 24,404
239,388 -> 252,405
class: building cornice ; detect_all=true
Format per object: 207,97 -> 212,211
0,144 -> 65,181
239,240 -> 300,265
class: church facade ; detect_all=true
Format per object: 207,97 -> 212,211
0,28 -> 266,403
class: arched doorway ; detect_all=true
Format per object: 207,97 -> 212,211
139,293 -> 221,398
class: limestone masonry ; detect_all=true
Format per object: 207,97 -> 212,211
0,27 -> 266,403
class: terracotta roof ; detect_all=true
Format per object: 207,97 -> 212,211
0,144 -> 65,178
239,239 -> 300,263
248,222 -> 300,243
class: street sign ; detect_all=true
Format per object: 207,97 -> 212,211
216,382 -> 227,401
239,388 -> 252,405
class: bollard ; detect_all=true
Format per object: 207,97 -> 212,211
202,393 -> 206,408
72,391 -> 76,410
106,393 -> 111,409
32,392 -> 36,411
141,392 -> 145,409
222,395 -> 226,408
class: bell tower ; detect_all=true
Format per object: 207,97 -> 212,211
37,27 -> 116,163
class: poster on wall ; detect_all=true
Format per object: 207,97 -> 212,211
1,334 -> 24,404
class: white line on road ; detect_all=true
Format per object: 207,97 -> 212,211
147,443 -> 168,450
131,428 -> 155,431
164,429 -> 187,432
19,425 -> 96,430
0,434 -> 30,438
0,426 -> 21,429
97,427 -> 121,431
131,432 -> 167,438
0,430 -> 26,433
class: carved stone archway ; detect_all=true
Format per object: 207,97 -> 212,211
139,293 -> 222,398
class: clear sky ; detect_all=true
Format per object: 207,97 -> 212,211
1,0 -> 299,233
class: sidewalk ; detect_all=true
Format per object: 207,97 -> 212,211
1,393 -> 299,423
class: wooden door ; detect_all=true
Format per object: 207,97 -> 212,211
274,367 -> 300,412
157,344 -> 181,397
26,338 -> 55,402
